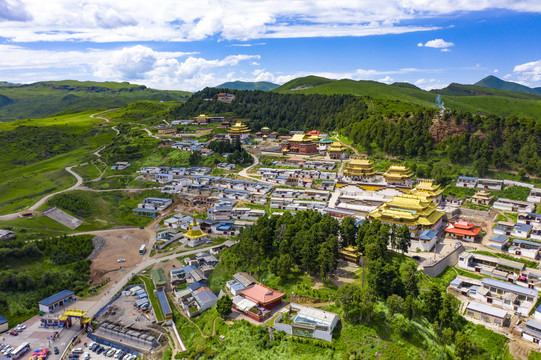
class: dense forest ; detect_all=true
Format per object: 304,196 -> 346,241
0,235 -> 94,324
172,89 -> 541,176
207,139 -> 253,166
208,211 -> 509,359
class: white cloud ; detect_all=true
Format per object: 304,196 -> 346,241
493,69 -> 499,73
418,38 -> 454,49
378,76 -> 394,84
1,1 -> 540,42
513,59 -> 541,82
414,78 -> 448,90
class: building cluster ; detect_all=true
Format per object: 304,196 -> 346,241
133,197 -> 172,218
257,167 -> 336,188
273,158 -> 336,171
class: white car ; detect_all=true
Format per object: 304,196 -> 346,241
83,352 -> 90,360
117,259 -> 126,263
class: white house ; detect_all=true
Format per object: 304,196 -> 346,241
274,304 -> 339,342
509,239 -> 541,259
38,290 -> 75,313
474,278 -> 538,316
512,223 -> 533,238
493,198 -> 535,213
488,234 -> 510,250
476,178 -> 504,190
518,212 -> 541,226
522,320 -> 541,346
456,176 -> 477,188
528,189 -> 541,204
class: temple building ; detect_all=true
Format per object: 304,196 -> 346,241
228,121 -> 251,140
369,194 -> 444,235
344,157 -> 376,181
184,217 -> 206,241
327,141 -> 347,160
281,133 -> 318,154
339,245 -> 361,263
471,191 -> 494,206
444,220 -> 482,242
383,165 -> 413,186
411,180 -> 444,203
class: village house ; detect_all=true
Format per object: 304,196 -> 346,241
456,176 -> 478,188
493,198 -> 536,213
527,189 -> 541,203
111,161 -> 130,170
139,166 -> 160,174
217,93 -> 235,103
476,178 -> 504,190
458,252 -> 525,281
522,320 -> 541,346
157,126 -> 177,135
444,220 -> 483,242
210,240 -> 237,255
155,230 -> 183,249
176,282 -> 218,317
322,207 -> 357,219
217,163 -> 236,170
155,173 -> 173,184
509,239 -> 541,259
465,301 -> 510,328
474,278 -> 538,315
232,283 -> 285,322
200,148 -> 214,156
133,197 -> 172,217
518,212 -> 541,226
226,272 -> 257,296
171,119 -> 194,125
513,223 -> 533,238
488,234 -> 510,250
443,196 -> 463,207
274,304 -> 339,342
493,221 -> 515,236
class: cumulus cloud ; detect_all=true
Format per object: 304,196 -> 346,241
418,38 -> 454,51
1,1 -> 540,42
513,59 -> 541,82
0,0 -> 31,21
414,78 -> 448,90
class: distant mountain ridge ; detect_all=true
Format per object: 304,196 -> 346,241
0,80 -> 191,121
215,80 -> 279,91
474,75 -> 541,95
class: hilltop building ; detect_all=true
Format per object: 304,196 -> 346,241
217,93 -> 235,103
383,165 -> 413,186
327,141 -> 347,160
344,157 -> 376,181
228,121 -> 251,140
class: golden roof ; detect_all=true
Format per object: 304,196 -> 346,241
261,127 -> 270,130
290,133 -> 309,142
185,217 -> 205,240
411,180 -> 444,198
383,165 -> 412,179
328,141 -> 346,152
369,193 -> 444,227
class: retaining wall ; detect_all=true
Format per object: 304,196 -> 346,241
422,244 -> 465,277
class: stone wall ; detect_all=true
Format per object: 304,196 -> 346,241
422,244 -> 465,277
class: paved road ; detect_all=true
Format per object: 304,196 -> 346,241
84,245 -> 217,318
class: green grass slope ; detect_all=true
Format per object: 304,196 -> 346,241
475,75 -> 541,95
0,80 -> 191,121
274,75 -> 541,120
215,80 -> 280,91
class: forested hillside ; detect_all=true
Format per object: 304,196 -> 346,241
172,88 -> 541,177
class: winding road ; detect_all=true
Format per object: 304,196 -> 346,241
0,110 -> 118,220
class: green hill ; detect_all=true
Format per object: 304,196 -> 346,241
475,75 -> 541,95
0,80 -> 191,121
215,81 -> 279,91
273,75 -> 541,120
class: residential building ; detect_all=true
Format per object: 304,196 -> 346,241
217,93 -> 235,103
274,304 -> 339,342
444,220 -> 482,242
383,165 -> 413,186
177,282 -> 218,317
458,252 -> 525,281
157,126 -> 177,135
456,176 -> 478,188
200,148 -> 214,156
233,284 -> 284,322
38,290 -> 75,313
493,198 -> 535,213
518,212 -> 541,226
0,315 -> 7,333
470,191 -> 494,206
226,272 -> 257,296
488,234 -> 510,250
111,162 -> 130,170
532,226 -> 541,241
509,239 -> 541,259
210,240 -> 237,254
513,223 -> 533,238
465,301 -> 509,327
474,278 -> 538,315
522,320 -> 541,345
527,189 -> 541,203
217,163 -> 236,170
494,221 -> 515,236
344,157 -> 376,181
444,197 -> 463,207
476,178 -> 504,190
155,173 -> 173,184
137,197 -> 172,211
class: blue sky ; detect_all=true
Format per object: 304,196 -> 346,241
0,0 -> 540,91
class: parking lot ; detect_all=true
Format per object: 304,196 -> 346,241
73,334 -> 138,360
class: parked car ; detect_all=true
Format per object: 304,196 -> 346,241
73,348 -> 84,354
54,347 -> 59,355
96,347 -> 105,355
117,259 -> 126,263
9,331 -> 18,336
106,349 -> 115,357
83,352 -> 90,360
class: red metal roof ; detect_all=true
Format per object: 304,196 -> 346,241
444,221 -> 482,236
240,284 -> 284,305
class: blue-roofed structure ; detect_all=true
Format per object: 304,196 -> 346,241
38,290 -> 75,313
488,234 -> 510,250
156,288 -> 172,321
194,290 -> 218,312
481,278 -> 537,298
187,282 -> 206,292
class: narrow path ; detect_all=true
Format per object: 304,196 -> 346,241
335,135 -> 360,156
142,128 -> 160,139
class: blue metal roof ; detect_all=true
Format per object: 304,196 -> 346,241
188,282 -> 206,292
457,176 -> 478,181
231,283 -> 245,292
514,223 -> 533,231
526,212 -> 541,218
194,290 -> 218,307
513,239 -> 541,247
489,234 -> 510,243
39,290 -> 74,306
156,288 -> 172,316
181,265 -> 198,273
217,224 -> 233,230
419,229 -> 438,241
0,315 -> 7,324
